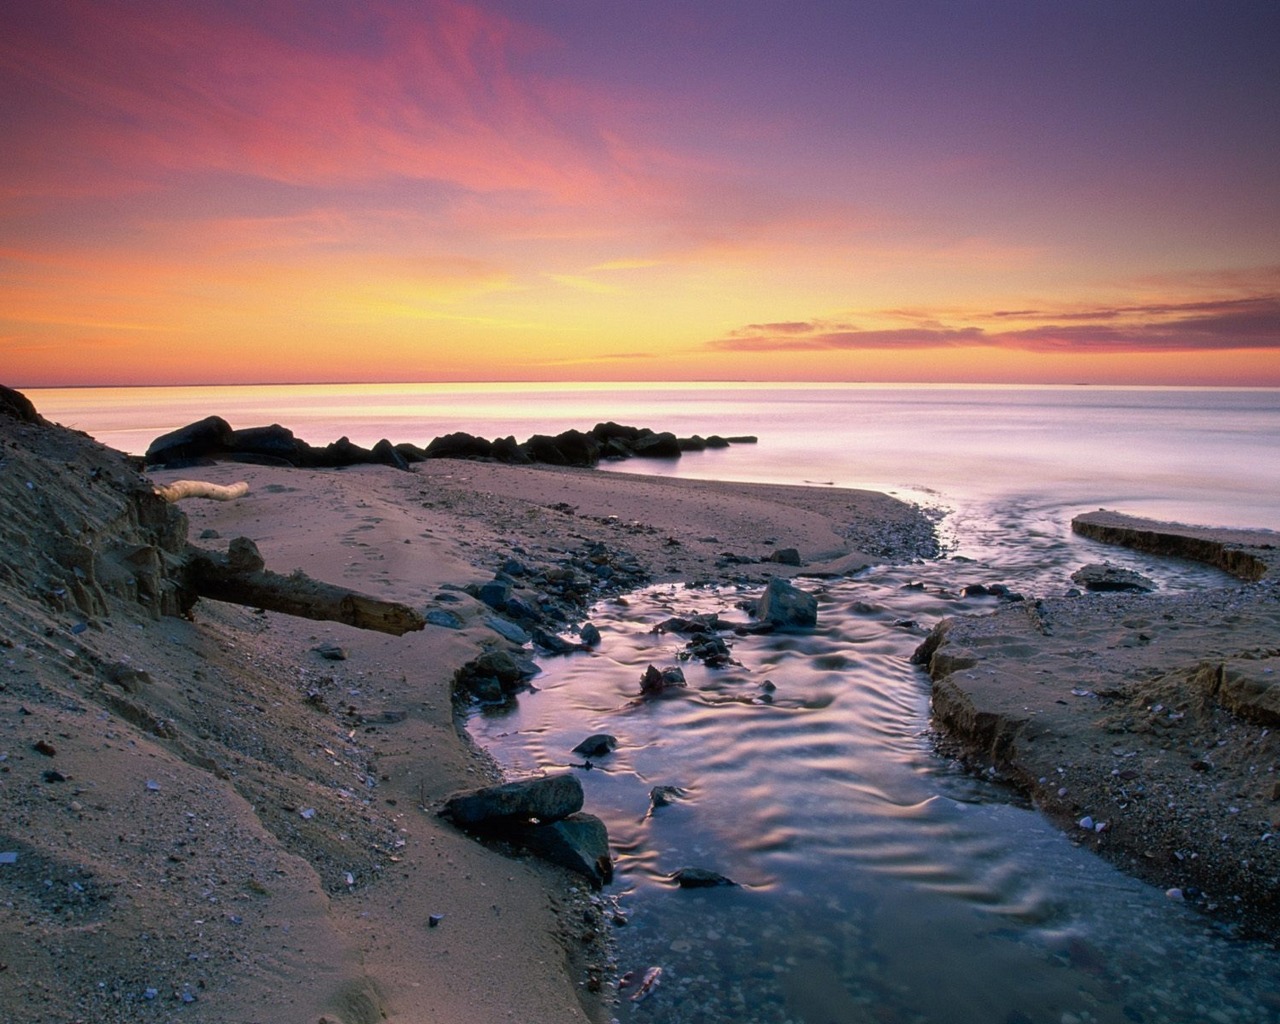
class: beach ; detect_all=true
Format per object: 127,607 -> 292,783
0,398 -> 929,1024
4,391 -> 1280,1023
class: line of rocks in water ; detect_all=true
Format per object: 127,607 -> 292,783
143,415 -> 757,471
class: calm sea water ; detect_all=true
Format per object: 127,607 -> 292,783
28,382 -> 1280,1021
29,382 -> 1280,531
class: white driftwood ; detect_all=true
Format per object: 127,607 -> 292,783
154,480 -> 249,503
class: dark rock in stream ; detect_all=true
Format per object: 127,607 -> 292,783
571,733 -> 618,758
648,785 -> 687,811
755,577 -> 818,629
532,627 -> 587,655
640,664 -> 687,695
671,867 -> 737,889
453,649 -> 540,703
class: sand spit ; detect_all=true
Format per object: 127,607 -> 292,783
0,393 -> 930,1024
917,511 -> 1280,938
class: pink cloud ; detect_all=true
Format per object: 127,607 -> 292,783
0,0 -> 619,202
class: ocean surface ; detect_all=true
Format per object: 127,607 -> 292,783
28,382 -> 1280,1022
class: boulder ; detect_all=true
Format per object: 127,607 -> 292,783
145,415 -> 234,465
757,577 -> 818,628
580,622 -> 602,647
677,435 -> 707,452
316,436 -> 374,467
477,578 -> 512,610
425,432 -> 493,460
442,773 -> 584,827
769,547 -> 802,566
453,648 -> 539,702
522,434 -> 570,465
640,664 -> 686,695
490,435 -> 529,463
506,813 -> 612,887
532,628 -> 585,655
550,429 -> 601,467
631,431 -> 682,459
228,424 -> 303,463
1070,563 -> 1156,593
671,867 -> 736,889
371,438 -> 411,471
571,733 -> 617,758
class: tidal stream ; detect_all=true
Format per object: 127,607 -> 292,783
468,498 -> 1279,1024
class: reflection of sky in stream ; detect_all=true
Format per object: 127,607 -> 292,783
469,501 -> 1279,1024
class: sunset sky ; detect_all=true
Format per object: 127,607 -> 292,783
3,0 -> 1278,387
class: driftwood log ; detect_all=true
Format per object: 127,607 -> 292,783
155,480 -> 250,502
184,537 -> 425,636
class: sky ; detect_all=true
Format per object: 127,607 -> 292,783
2,0 -> 1278,387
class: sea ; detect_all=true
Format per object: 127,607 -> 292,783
27,382 -> 1280,1023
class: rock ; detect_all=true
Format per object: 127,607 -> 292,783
640,664 -> 687,695
145,415 -> 234,465
425,432 -> 493,460
677,435 -> 706,451
687,633 -> 733,667
580,622 -> 602,647
507,813 -> 613,888
533,628 -> 585,655
550,429 -> 601,467
486,616 -> 531,644
371,438 -> 411,471
671,867 -> 736,889
442,773 -> 584,827
103,661 -> 152,692
490,435 -> 529,463
655,613 -> 721,635
631,431 -> 682,458
756,577 -> 818,628
228,424 -> 303,463
769,547 -> 802,566
648,785 -> 686,811
318,436 -> 374,467
725,435 -> 758,444
1070,563 -> 1156,593
572,734 -> 618,758
477,578 -> 512,610
521,434 -> 571,465
312,642 -> 348,661
453,649 -> 540,702
426,609 -> 464,629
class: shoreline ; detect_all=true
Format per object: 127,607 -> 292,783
0,400 -> 934,1024
5,391 -> 1278,1024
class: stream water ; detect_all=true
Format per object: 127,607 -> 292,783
468,500 -> 1279,1024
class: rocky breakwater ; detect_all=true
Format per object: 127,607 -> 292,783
145,415 -> 756,472
914,510 -> 1280,936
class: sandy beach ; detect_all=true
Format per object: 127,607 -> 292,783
0,397 -> 929,1024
